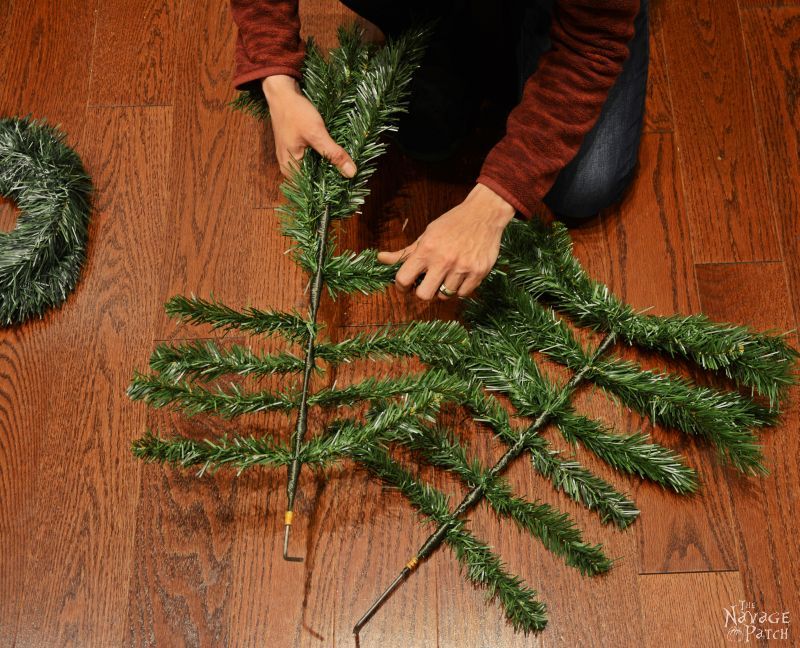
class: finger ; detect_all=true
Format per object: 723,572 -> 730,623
394,256 -> 427,293
415,265 -> 449,302
377,246 -> 414,265
309,129 -> 357,178
278,146 -> 305,177
457,271 -> 485,299
437,269 -> 467,300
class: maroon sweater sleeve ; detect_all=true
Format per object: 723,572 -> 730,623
230,0 -> 305,89
477,0 -> 640,219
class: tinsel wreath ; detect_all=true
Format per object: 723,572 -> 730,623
0,116 -> 92,325
129,26 -> 798,638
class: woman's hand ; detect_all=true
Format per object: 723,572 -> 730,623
377,183 -> 516,300
262,74 -> 357,178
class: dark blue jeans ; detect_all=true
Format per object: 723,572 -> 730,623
524,0 -> 650,220
339,0 -> 650,221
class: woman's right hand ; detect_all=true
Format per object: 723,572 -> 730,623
261,74 -> 357,179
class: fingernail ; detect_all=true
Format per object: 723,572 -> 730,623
343,162 -> 356,178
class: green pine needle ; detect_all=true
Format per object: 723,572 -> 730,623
351,444 -> 549,634
498,219 -> 799,406
165,294 -> 314,341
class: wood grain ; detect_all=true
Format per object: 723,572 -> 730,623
0,2 -> 99,645
127,407 -> 241,647
639,571 -> 746,647
89,0 -> 180,106
11,107 -> 173,646
599,133 -> 739,574
657,0 -> 782,263
695,262 -> 800,635
0,0 -> 98,145
643,2 -> 674,133
1,0 -> 799,646
741,7 -> 800,327
124,2 -> 307,644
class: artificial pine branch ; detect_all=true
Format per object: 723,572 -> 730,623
498,219 -> 799,405
428,364 -> 641,527
314,319 -> 468,364
230,26 -> 431,559
555,411 -> 698,493
149,339 -> 307,381
390,419 -> 614,576
469,277 -> 775,474
350,443 -> 549,635
164,294 -> 314,341
463,322 -> 701,490
132,430 -> 296,473
128,371 -> 294,417
352,333 -> 618,633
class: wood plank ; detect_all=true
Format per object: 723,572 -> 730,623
0,0 -> 98,145
0,2 -> 97,644
643,4 -> 674,133
89,0 -> 180,106
599,133 -> 739,574
127,406 -> 241,647
12,106 -> 173,646
123,1 -> 303,643
657,0 -> 782,263
695,262 -> 800,629
740,7 -> 800,327
153,0 -> 303,341
739,0 -> 800,8
639,571 -> 745,646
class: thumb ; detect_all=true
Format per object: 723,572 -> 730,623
309,128 -> 357,178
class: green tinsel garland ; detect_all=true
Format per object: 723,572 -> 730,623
0,116 -> 92,325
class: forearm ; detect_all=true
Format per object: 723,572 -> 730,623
230,0 -> 305,89
478,0 -> 640,218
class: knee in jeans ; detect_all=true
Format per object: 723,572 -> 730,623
547,163 -> 637,221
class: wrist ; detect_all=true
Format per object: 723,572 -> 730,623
470,183 -> 516,226
261,74 -> 300,103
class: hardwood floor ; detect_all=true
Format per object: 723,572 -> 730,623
1,0 -> 797,646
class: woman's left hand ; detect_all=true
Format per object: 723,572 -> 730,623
377,183 -> 516,300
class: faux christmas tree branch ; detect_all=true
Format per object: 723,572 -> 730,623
351,332 -> 617,635
133,393 -> 446,475
262,26 -> 428,560
145,319 -> 468,382
469,277 -> 775,474
499,219 -> 798,405
431,367 -> 641,527
128,367 -> 468,418
283,202 -> 331,561
349,442 -> 549,634
387,418 -> 614,576
164,294 -> 314,341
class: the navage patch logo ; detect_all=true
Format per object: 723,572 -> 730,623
724,600 -> 790,642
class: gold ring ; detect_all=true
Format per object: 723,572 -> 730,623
438,283 -> 456,297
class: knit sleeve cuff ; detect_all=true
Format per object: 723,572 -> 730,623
476,174 -> 534,220
233,65 -> 303,91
